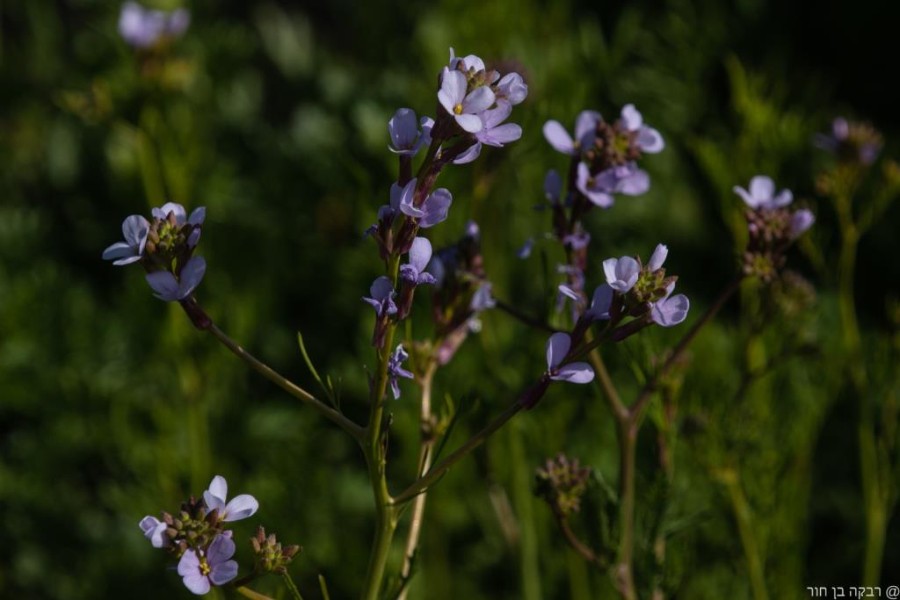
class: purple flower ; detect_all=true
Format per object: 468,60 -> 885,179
145,255 -> 206,302
453,102 -> 523,165
438,68 -> 495,133
733,176 -> 793,210
470,282 -> 496,312
584,284 -> 613,321
790,209 -> 815,239
203,475 -> 259,522
576,163 -> 650,208
563,231 -> 591,251
102,215 -> 150,265
388,108 -> 432,156
400,237 -> 437,286
603,256 -> 640,293
396,178 -> 453,228
650,283 -> 690,327
387,344 -> 414,399
542,111 -> 602,156
118,2 -> 190,49
813,117 -> 849,152
545,332 -> 594,384
495,72 -> 528,107
619,104 -> 664,153
139,515 -> 168,548
647,244 -> 668,271
363,276 -> 398,317
177,535 -> 238,595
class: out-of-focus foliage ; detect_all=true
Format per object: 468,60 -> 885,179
1,0 -> 898,598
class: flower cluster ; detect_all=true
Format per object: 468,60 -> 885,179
534,453 -> 593,517
250,527 -> 302,576
118,2 -> 190,50
103,202 -> 207,302
543,105 -> 663,209
814,117 -> 882,166
734,176 -> 814,281
139,476 -> 260,595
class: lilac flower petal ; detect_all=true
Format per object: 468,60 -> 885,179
453,142 -> 482,165
577,163 -> 614,207
454,113 -> 483,133
388,108 -> 419,153
222,494 -> 259,522
178,549 -> 201,576
139,516 -> 167,548
772,190 -> 794,207
177,256 -> 206,298
482,102 -> 512,129
462,86 -> 495,114
188,207 -> 206,226
103,242 -> 141,265
575,110 -> 602,142
438,70 -> 466,114
204,476 -> 228,511
749,176 -> 775,202
558,284 -> 579,301
167,9 -> 190,37
210,560 -> 238,586
391,179 -> 415,212
733,185 -> 756,207
370,276 -> 394,300
207,535 -> 236,565
651,294 -> 690,327
418,189 -> 452,228
545,332 -> 572,371
616,169 -> 650,196
586,284 -> 613,321
638,127 -> 664,153
123,215 -> 150,247
497,73 -> 528,105
153,202 -> 187,224
620,104 -> 643,131
648,244 -> 668,271
470,282 -> 496,312
181,572 -> 211,595
408,237 -> 432,272
484,123 -> 522,145
146,271 -> 181,301
543,121 -> 576,154
551,363 -> 595,384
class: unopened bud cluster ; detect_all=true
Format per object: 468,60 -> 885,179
251,526 -> 301,575
535,453 -> 592,517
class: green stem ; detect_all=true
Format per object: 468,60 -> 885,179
398,365 -> 437,599
862,503 -> 887,587
614,422 -> 638,600
720,470 -> 769,600
282,572 -> 305,600
206,323 -> 364,441
235,586 -> 276,600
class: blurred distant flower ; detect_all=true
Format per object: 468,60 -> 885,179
790,209 -> 815,239
733,176 -> 793,209
543,111 -> 602,156
139,515 -> 168,548
146,255 -> 206,301
619,104 -> 665,153
575,162 -> 649,208
387,344 -> 414,399
814,117 -> 882,165
363,276 -> 398,317
118,2 -> 190,49
203,475 -> 259,523
545,332 -> 594,383
470,281 -> 497,312
102,215 -> 149,265
177,535 -> 238,595
388,108 -> 432,156
517,238 -> 534,259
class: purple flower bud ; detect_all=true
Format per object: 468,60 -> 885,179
790,209 -> 815,239
733,176 -> 793,210
470,282 -> 496,312
139,515 -> 168,548
545,332 -> 594,384
603,256 -> 640,292
400,237 -> 437,286
544,170 -> 562,204
388,108 -> 431,156
647,244 -> 668,271
362,276 -> 398,317
517,238 -> 534,259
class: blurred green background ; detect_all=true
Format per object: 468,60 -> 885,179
2,0 -> 899,598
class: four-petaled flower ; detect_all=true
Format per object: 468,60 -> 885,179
545,333 -> 594,384
619,104 -> 665,153
139,515 -> 168,548
203,475 -> 259,522
363,276 -> 398,317
733,176 -> 793,210
454,102 -> 523,165
118,1 -> 190,49
387,344 -> 414,399
177,534 -> 238,595
438,68 -> 496,133
576,162 -> 650,208
400,238 -> 437,286
396,178 -> 453,228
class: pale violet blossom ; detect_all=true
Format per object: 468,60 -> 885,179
203,475 -> 259,522
545,332 -> 594,384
